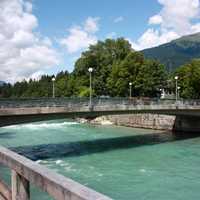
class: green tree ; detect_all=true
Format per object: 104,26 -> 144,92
74,38 -> 132,96
136,60 -> 167,97
0,38 -> 168,99
107,51 -> 144,96
55,71 -> 70,97
175,59 -> 200,99
107,53 -> 166,97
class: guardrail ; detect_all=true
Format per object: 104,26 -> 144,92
1,97 -> 200,109
0,146 -> 112,200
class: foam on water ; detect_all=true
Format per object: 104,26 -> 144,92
35,160 -> 50,164
2,121 -> 79,130
55,160 -> 63,165
57,161 -> 75,170
35,160 -> 42,164
139,169 -> 146,173
44,160 -> 78,173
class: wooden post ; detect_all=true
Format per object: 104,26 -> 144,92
11,170 -> 30,200
0,146 -> 112,200
0,179 -> 12,200
0,193 -> 7,200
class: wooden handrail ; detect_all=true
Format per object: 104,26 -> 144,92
0,179 -> 11,200
0,146 -> 112,200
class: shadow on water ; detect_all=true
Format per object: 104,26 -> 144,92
10,132 -> 200,161
0,132 -> 17,139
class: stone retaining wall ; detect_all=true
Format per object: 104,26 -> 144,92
91,114 -> 176,131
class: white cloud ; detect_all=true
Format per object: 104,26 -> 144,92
114,16 -> 124,23
132,0 -> 200,50
60,17 -> 99,54
131,29 -> 179,50
149,15 -> 163,25
11,30 -> 36,48
191,23 -> 200,33
158,0 -> 200,33
23,1 -> 33,13
84,17 -> 99,33
106,32 -> 117,39
0,0 -> 59,83
29,70 -> 44,81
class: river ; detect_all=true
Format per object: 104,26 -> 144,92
0,119 -> 200,200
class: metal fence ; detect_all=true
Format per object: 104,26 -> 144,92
0,97 -> 200,108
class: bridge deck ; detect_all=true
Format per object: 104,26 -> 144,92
1,98 -> 200,127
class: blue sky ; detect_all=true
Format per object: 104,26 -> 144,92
0,0 -> 200,82
33,0 -> 161,73
34,0 -> 161,40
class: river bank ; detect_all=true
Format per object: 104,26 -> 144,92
76,114 -> 176,131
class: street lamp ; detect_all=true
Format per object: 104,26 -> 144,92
129,82 -> 132,98
88,67 -> 93,109
178,86 -> 181,99
52,77 -> 55,98
175,76 -> 178,102
160,88 -> 163,98
159,88 -> 165,99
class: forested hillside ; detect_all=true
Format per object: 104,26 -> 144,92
142,33 -> 200,71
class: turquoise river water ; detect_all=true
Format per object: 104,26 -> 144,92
0,119 -> 200,200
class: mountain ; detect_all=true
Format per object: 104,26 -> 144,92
0,81 -> 5,86
142,32 -> 200,72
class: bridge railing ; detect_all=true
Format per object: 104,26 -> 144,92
1,97 -> 200,109
0,97 -> 172,108
0,146 -> 112,200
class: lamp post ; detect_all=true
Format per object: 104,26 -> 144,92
88,67 -> 93,109
178,86 -> 181,100
175,76 -> 178,102
52,77 -> 55,98
129,82 -> 132,98
160,88 -> 163,99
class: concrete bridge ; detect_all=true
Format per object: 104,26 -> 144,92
1,98 -> 200,199
1,98 -> 200,132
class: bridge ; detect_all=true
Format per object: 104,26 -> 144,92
1,97 -> 200,199
1,98 -> 200,132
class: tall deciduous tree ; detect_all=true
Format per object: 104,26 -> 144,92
107,51 -> 144,96
73,38 -> 132,96
175,59 -> 200,99
107,54 -> 166,97
136,60 -> 167,97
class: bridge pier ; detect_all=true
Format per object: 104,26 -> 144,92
173,115 -> 200,133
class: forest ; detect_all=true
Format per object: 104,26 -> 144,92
1,38 -> 200,99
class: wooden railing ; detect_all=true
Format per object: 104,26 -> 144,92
0,146 -> 112,200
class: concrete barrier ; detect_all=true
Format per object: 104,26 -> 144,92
0,146 -> 112,200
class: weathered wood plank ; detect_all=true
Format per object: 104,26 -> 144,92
11,171 -> 29,200
0,179 -> 11,200
0,192 -> 7,200
0,146 -> 112,200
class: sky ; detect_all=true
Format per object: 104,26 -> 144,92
1,0 -> 200,83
